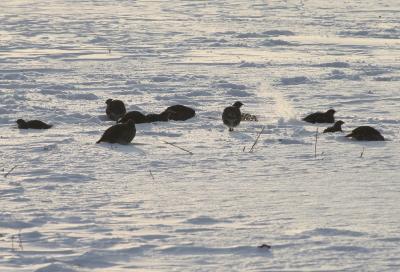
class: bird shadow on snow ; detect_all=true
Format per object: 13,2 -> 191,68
96,142 -> 147,155
226,130 -> 255,141
335,136 -> 387,147
16,129 -> 51,135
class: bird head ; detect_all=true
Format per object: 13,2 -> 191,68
105,99 -> 113,105
233,101 -> 244,108
336,120 -> 344,126
16,119 -> 26,125
326,109 -> 336,115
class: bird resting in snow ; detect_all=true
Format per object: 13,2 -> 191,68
16,119 -> 52,129
97,119 -> 136,144
303,109 -> 336,124
345,126 -> 384,141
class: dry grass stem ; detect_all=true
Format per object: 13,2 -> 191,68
4,165 -> 18,178
18,231 -> 23,251
314,128 -> 318,159
149,170 -> 155,181
163,141 -> 193,155
11,236 -> 14,251
249,126 -> 265,153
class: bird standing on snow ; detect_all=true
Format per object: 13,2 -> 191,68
16,119 -> 52,129
222,101 -> 243,131
96,119 -> 136,144
323,120 -> 344,133
303,109 -> 336,124
105,99 -> 126,121
345,126 -> 384,141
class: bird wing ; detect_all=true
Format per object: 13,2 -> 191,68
223,107 -> 240,120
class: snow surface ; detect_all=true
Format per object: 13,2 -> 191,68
1,0 -> 400,271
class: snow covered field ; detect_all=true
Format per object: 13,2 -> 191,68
1,0 -> 399,271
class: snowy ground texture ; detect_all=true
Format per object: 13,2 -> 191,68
1,0 -> 400,271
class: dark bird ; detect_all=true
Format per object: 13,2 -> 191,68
323,120 -> 344,133
145,111 -> 171,123
96,119 -> 136,144
222,101 -> 243,131
345,126 -> 384,141
258,244 -> 271,249
105,99 -> 126,121
16,119 -> 52,129
303,109 -> 336,124
161,105 -> 195,121
118,111 -> 147,124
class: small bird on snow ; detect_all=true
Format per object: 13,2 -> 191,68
161,105 -> 196,121
96,119 -> 136,144
323,120 -> 344,133
105,99 -> 126,121
222,101 -> 243,131
118,111 -> 148,124
303,109 -> 336,124
145,111 -> 172,123
16,119 -> 52,129
345,126 -> 384,141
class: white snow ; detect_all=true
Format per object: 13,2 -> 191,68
1,0 -> 400,271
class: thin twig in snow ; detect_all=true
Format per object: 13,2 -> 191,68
11,236 -> 15,251
314,128 -> 318,159
4,165 -> 18,178
18,231 -> 23,251
249,126 -> 265,153
149,170 -> 155,181
163,141 -> 193,155
360,147 -> 365,158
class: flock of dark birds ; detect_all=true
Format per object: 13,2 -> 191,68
97,100 -> 196,144
301,108 -> 384,141
16,99 -> 385,144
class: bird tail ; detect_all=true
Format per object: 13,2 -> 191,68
345,133 -> 352,138
96,138 -> 102,144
